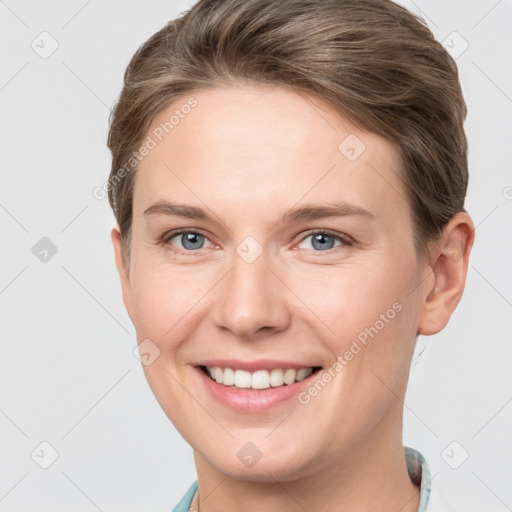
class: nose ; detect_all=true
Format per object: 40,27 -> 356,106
211,250 -> 291,340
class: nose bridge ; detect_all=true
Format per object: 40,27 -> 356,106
212,245 -> 290,338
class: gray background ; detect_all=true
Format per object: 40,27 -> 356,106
0,0 -> 511,510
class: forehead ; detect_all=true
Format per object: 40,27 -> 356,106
133,85 -> 408,226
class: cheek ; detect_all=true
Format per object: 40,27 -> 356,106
132,282 -> 174,338
292,260 -> 405,329
291,257 -> 419,370
130,266 -> 201,351
129,269 -> 204,431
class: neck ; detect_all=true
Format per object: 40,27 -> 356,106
192,402 -> 420,512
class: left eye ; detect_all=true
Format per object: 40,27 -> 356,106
166,231 -> 213,251
297,232 -> 345,251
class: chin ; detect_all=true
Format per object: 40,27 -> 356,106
203,443 -> 318,483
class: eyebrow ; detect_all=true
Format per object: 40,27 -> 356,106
281,202 -> 376,223
143,200 -> 376,223
144,201 -> 209,219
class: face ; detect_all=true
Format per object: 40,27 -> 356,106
113,84 -> 432,481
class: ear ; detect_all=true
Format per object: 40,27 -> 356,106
417,212 -> 475,336
111,224 -> 135,324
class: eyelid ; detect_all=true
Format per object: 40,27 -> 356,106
162,228 -> 211,244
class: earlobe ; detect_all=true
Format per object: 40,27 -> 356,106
417,212 -> 475,336
110,224 -> 135,324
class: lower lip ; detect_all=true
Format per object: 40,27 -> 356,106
194,366 -> 320,412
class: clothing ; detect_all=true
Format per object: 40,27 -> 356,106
172,446 -> 432,512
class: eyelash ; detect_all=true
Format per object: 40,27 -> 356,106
160,229 -> 353,255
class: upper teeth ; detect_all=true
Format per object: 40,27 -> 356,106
206,366 -> 314,389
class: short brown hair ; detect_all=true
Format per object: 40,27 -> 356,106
107,0 -> 468,267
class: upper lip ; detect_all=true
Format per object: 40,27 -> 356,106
195,359 -> 321,372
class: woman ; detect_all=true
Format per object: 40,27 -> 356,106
106,0 -> 474,510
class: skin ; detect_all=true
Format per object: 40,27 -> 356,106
111,84 -> 474,512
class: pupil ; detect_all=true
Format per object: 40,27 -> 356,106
312,233 -> 334,251
182,233 -> 203,250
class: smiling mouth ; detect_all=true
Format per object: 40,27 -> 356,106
199,365 -> 323,390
